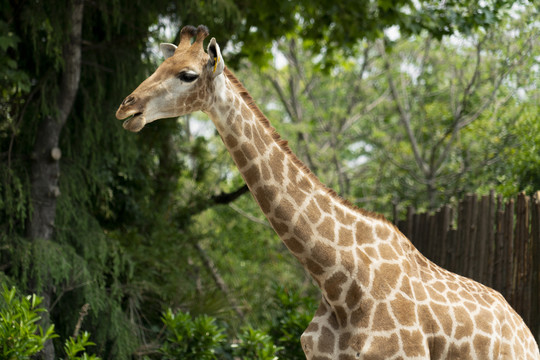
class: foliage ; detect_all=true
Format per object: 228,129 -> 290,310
0,286 -> 99,360
159,309 -> 226,360
157,288 -> 310,360
232,327 -> 280,360
63,332 -> 100,360
238,3 -> 539,214
0,286 -> 56,359
267,286 -> 318,359
209,0 -> 518,67
495,104 -> 540,195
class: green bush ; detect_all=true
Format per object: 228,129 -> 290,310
267,286 -> 317,359
232,327 -> 280,360
0,286 -> 57,359
159,309 -> 226,360
64,331 -> 100,360
0,286 -> 99,360
0,285 -> 312,359
157,287 -> 314,360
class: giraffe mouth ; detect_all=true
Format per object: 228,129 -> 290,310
122,112 -> 145,132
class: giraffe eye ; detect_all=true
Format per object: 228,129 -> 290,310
177,71 -> 199,83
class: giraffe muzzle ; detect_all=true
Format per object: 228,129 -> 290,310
116,103 -> 146,132
116,97 -> 146,132
121,112 -> 145,132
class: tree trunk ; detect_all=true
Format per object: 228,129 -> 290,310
27,1 -> 84,359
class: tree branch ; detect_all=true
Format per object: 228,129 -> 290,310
210,184 -> 249,205
377,39 -> 429,176
188,184 -> 250,219
192,241 -> 245,319
434,31 -> 534,175
228,204 -> 271,228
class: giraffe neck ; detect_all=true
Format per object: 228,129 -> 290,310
204,68 -> 412,291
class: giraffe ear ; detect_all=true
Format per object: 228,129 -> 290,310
207,38 -> 224,77
160,43 -> 177,59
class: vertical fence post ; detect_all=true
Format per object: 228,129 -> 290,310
531,192 -> 540,339
514,193 -> 529,319
494,195 -> 505,293
486,191 -> 495,289
467,194 -> 479,279
504,198 -> 515,303
477,195 -> 489,286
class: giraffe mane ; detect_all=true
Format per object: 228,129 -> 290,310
223,67 -> 390,225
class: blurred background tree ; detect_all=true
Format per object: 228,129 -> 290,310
1,0 -> 538,358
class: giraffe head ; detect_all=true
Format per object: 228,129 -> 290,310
115,25 -> 224,132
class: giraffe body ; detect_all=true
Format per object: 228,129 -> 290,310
116,25 -> 540,359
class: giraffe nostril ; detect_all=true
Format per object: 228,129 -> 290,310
122,95 -> 136,106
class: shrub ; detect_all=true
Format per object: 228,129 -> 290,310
267,286 -> 317,359
0,286 -> 57,359
0,286 -> 99,360
159,309 -> 226,360
232,327 -> 280,360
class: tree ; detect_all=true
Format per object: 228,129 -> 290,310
372,5 -> 539,210
235,2 -> 539,215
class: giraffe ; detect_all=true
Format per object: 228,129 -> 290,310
116,25 -> 540,359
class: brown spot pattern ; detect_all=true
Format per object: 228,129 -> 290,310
261,163 -> 271,180
306,200 -> 322,223
412,280 -> 428,301
283,237 -> 304,254
334,305 -> 348,327
311,241 -> 336,268
268,217 -> 288,236
340,250 -> 355,274
233,150 -> 248,168
400,329 -> 426,357
375,224 -> 390,239
288,184 -> 307,205
431,303 -> 453,336
339,332 -> 351,350
338,227 -> 353,246
318,326 -> 335,354
372,263 -> 400,299
368,333 -> 399,358
274,198 -> 294,221
454,305 -> 473,339
244,164 -> 260,185
418,304 -> 439,333
305,321 -> 319,333
430,336 -> 447,360
391,293 -> 416,326
378,243 -> 398,260
317,216 -> 336,241
473,334 -> 492,358
252,125 -> 266,151
269,147 -> 285,182
324,271 -> 347,301
448,343 -> 472,360
327,311 -> 340,329
345,280 -> 362,309
243,122 -> 252,139
315,194 -> 331,214
294,215 -> 314,240
224,134 -> 238,148
372,303 -> 395,331
306,258 -> 324,276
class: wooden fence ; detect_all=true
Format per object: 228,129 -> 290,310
394,191 -> 540,339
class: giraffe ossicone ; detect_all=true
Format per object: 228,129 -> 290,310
116,25 -> 540,359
